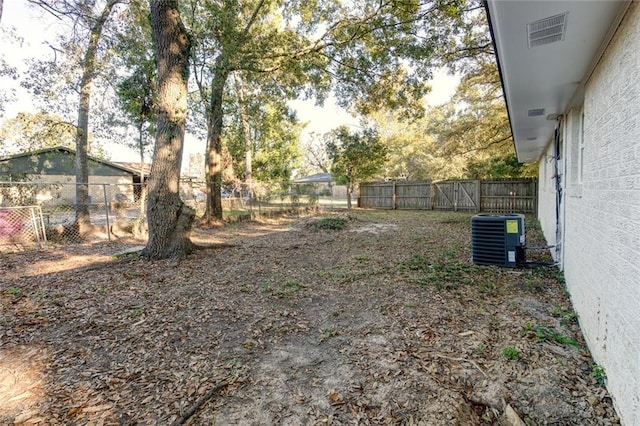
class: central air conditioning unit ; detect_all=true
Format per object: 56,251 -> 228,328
471,214 -> 526,267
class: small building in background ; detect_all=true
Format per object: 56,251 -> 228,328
0,146 -> 150,205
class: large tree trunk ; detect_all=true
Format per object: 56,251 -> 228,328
203,59 -> 229,222
142,0 -> 195,260
234,72 -> 252,199
74,0 -> 120,231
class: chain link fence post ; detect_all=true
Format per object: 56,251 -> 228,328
102,183 -> 111,241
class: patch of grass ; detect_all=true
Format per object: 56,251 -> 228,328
591,364 -> 607,385
552,306 -> 579,325
443,244 -> 461,259
354,255 -> 370,263
226,358 -> 247,378
4,287 -> 22,296
320,327 -> 340,340
323,269 -> 380,285
502,346 -> 520,361
522,273 -> 545,292
480,280 -> 498,295
307,217 -> 348,232
401,253 -> 478,290
402,254 -> 431,271
129,305 -> 145,318
263,279 -> 306,298
428,260 -> 474,289
524,323 -> 581,348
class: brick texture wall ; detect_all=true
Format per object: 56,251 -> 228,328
552,3 -> 640,424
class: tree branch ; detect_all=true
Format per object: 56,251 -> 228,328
453,134 -> 512,156
241,0 -> 266,38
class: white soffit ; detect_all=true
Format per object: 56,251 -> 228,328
486,0 -> 630,162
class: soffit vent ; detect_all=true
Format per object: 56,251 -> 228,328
527,12 -> 568,48
528,108 -> 545,117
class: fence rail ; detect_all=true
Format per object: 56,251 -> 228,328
359,178 -> 537,213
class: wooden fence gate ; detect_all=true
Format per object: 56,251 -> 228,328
432,180 -> 479,211
359,178 -> 537,213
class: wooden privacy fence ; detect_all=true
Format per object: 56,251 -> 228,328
359,178 -> 537,213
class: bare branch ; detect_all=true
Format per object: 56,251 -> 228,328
452,134 -> 512,157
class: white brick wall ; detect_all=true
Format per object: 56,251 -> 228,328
537,144 -> 558,259
538,3 -> 640,424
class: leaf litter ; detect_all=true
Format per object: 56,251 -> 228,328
0,210 -> 620,425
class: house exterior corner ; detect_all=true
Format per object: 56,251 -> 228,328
536,3 -> 640,423
487,0 -> 640,422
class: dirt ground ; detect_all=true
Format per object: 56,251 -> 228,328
0,210 -> 620,425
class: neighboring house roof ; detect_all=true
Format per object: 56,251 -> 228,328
0,146 -> 144,177
294,172 -> 334,184
112,161 -> 152,177
485,0 -> 631,162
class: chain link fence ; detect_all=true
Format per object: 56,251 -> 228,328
181,179 -> 352,218
0,181 -> 146,252
0,206 -> 48,252
0,180 -> 350,252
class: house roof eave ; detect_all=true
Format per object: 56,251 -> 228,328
484,0 -> 631,163
0,146 -> 146,176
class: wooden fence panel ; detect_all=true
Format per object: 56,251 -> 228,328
395,181 -> 431,210
432,181 -> 455,210
480,179 -> 537,213
359,178 -> 537,213
455,180 -> 480,211
359,182 -> 394,209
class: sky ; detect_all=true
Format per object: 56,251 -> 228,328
0,0 -> 459,164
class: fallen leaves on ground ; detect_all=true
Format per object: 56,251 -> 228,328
0,210 -> 619,425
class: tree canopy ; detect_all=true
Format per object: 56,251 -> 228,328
326,125 -> 387,208
361,2 -> 537,181
0,0 -> 536,259
180,0 -> 474,221
0,112 -> 75,155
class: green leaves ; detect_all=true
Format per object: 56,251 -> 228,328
0,112 -> 77,156
327,125 -> 387,186
524,323 -> 581,348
